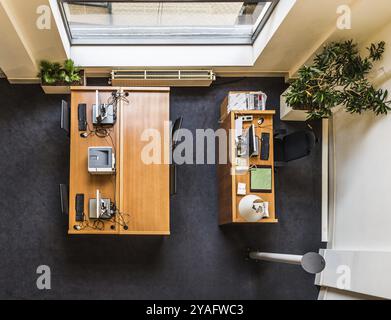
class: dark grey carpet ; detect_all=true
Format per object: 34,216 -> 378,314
0,77 -> 324,300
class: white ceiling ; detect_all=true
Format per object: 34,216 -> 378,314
218,0 -> 391,77
255,0 -> 391,75
1,0 -> 391,80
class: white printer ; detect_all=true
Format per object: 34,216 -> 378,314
88,147 -> 115,175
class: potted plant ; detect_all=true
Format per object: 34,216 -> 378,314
281,40 -> 391,121
39,59 -> 85,94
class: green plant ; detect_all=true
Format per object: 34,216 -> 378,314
284,40 -> 391,120
38,60 -> 62,85
38,59 -> 82,85
62,59 -> 81,83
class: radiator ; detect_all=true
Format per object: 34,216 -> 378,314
111,69 -> 215,87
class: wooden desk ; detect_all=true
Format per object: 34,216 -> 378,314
68,86 -> 170,235
218,110 -> 277,225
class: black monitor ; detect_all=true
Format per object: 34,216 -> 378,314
172,117 -> 183,149
247,124 -> 259,157
59,184 -> 69,215
61,100 -> 70,135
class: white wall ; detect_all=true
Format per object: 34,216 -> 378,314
281,0 -> 391,77
332,101 -> 391,251
0,0 -> 67,82
2,0 -> 391,81
319,20 -> 391,299
319,287 -> 380,300
317,250 -> 391,299
0,1 -> 37,81
70,45 -> 254,68
1,0 -> 295,79
331,21 -> 391,251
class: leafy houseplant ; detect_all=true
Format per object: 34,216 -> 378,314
284,40 -> 391,120
38,59 -> 84,93
39,60 -> 63,85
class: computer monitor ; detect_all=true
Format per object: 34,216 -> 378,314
96,89 -> 99,107
95,90 -> 107,124
247,124 -> 259,157
59,184 -> 69,215
89,189 -> 111,220
96,189 -> 101,218
172,117 -> 183,149
60,100 -> 70,135
93,90 -> 115,126
95,189 -> 103,218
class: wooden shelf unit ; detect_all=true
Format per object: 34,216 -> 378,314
218,110 -> 278,225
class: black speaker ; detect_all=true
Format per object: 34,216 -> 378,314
78,104 -> 87,131
75,194 -> 84,222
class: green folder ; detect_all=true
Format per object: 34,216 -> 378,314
250,167 -> 272,192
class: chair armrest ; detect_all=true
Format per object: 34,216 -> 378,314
274,128 -> 287,138
274,161 -> 287,168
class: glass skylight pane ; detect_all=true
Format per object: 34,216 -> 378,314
59,1 -> 277,44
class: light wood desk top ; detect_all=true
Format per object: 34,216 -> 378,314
119,90 -> 170,235
68,87 -> 170,235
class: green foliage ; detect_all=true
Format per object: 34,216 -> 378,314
284,40 -> 391,120
38,59 -> 82,85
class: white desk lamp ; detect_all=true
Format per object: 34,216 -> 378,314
238,195 -> 267,222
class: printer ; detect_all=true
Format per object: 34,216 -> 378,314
88,147 -> 115,175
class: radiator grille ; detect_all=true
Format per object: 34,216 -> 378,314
111,70 -> 215,87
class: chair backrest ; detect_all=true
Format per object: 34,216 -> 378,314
170,117 -> 182,196
61,100 -> 70,135
172,117 -> 183,150
170,164 -> 177,196
281,130 -> 317,162
59,184 -> 69,215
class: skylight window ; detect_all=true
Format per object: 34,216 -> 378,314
58,0 -> 279,45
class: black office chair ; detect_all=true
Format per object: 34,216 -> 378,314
170,117 -> 183,196
274,126 -> 317,166
60,100 -> 70,136
59,184 -> 69,215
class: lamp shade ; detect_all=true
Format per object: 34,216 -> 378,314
238,195 -> 264,222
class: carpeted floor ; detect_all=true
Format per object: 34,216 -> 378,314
0,77 -> 324,300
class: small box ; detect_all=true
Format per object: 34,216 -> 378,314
88,147 -> 115,175
237,183 -> 247,195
